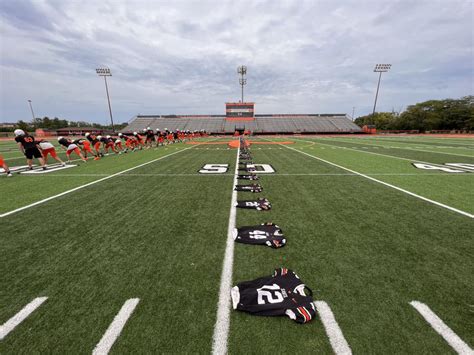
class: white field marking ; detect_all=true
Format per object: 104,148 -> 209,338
0,152 -> 118,174
20,165 -> 77,174
410,301 -> 473,354
211,145 -> 240,355
314,301 -> 352,355
0,165 -> 30,173
19,173 -> 235,177
0,147 -> 193,218
92,298 -> 140,355
294,139 -> 474,173
283,145 -> 474,219
0,297 -> 48,340
257,173 -> 473,176
315,137 -> 474,158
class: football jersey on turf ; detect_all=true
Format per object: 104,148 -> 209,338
235,198 -> 271,210
233,223 -> 286,248
237,174 -> 259,180
235,184 -> 263,193
231,268 -> 316,324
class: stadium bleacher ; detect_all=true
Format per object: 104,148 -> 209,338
122,113 -> 361,134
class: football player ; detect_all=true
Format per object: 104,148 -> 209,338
58,136 -> 87,162
99,135 -> 118,154
133,131 -> 145,149
114,136 -> 124,152
144,127 -> 155,149
85,132 -> 102,158
14,129 -> 46,170
0,154 -> 13,177
75,138 -> 99,160
37,139 -> 66,165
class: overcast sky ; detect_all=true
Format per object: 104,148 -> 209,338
0,0 -> 472,124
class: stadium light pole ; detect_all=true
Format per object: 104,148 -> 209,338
237,65 -> 247,102
372,64 -> 391,116
352,106 -> 355,121
95,67 -> 115,132
27,99 -> 36,121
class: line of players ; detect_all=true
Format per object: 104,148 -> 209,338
1,128 -> 206,177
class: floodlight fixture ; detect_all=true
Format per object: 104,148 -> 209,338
237,65 -> 247,102
96,67 -> 112,76
237,65 -> 247,75
372,63 -> 392,115
374,64 -> 392,72
95,67 -> 115,132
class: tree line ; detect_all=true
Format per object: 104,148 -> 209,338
1,117 -> 127,132
355,96 -> 473,132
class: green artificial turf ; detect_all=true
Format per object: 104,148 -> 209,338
1,136 -> 473,353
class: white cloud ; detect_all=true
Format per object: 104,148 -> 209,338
0,0 -> 472,123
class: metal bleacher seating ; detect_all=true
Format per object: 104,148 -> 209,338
122,114 -> 361,134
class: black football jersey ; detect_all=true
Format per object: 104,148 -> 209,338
239,161 -> 253,166
239,166 -> 256,173
233,223 -> 286,248
58,137 -> 72,148
237,174 -> 259,180
231,268 -> 316,324
235,198 -> 271,210
15,134 -> 37,149
235,184 -> 263,193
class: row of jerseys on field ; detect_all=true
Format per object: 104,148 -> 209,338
230,139 -> 317,324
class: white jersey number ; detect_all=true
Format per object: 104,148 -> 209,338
257,284 -> 284,304
249,231 -> 268,240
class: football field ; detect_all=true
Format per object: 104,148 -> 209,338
1,135 -> 473,354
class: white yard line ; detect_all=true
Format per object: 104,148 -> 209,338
314,301 -> 352,355
0,147 -> 193,218
295,139 -> 474,172
18,173 -> 235,177
410,301 -> 473,354
0,297 -> 48,340
261,173 -> 473,176
211,145 -> 240,355
322,137 -> 474,158
17,172 -> 474,177
92,298 -> 140,355
283,145 -> 474,219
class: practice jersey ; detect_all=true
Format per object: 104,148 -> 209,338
235,184 -> 263,193
15,134 -> 37,149
237,174 -> 259,180
58,137 -> 72,148
146,130 -> 155,139
38,141 -> 55,150
233,223 -> 286,248
231,268 -> 316,324
86,135 -> 99,144
235,198 -> 271,211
